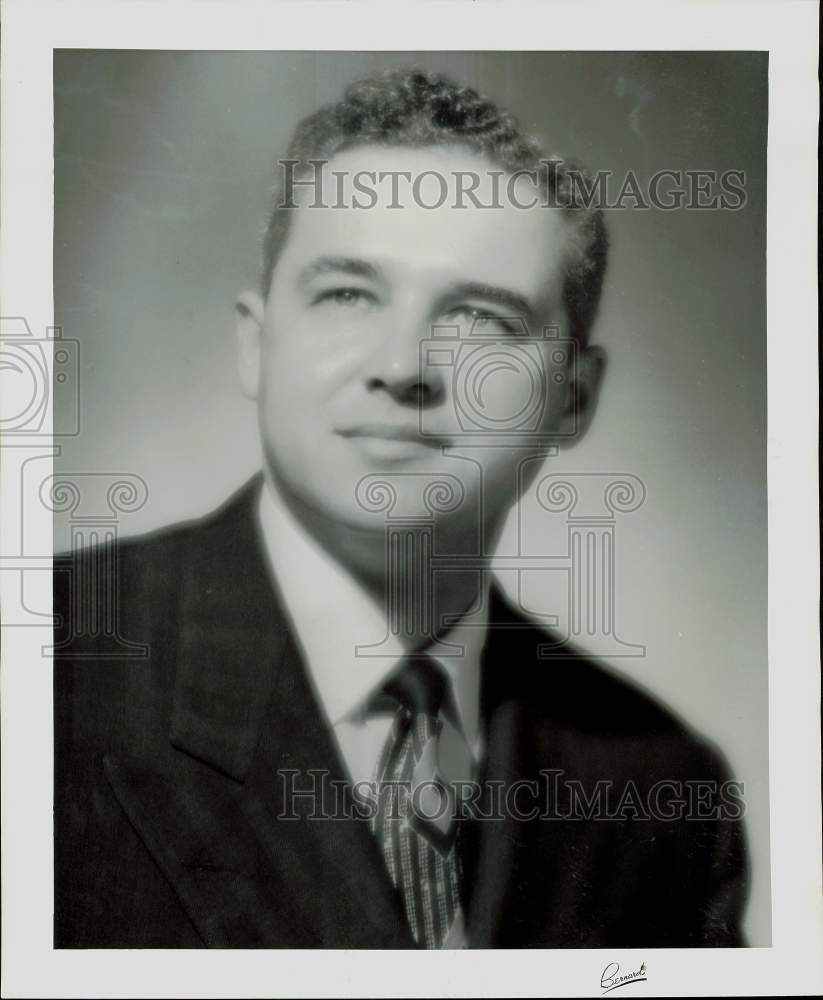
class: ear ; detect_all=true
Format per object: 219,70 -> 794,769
554,344 -> 607,444
235,290 -> 265,400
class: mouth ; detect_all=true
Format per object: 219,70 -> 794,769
336,423 -> 447,461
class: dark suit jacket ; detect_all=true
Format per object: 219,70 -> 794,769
54,475 -> 748,948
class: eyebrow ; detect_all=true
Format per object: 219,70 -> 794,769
297,257 -> 537,319
297,256 -> 380,286
444,281 -> 536,320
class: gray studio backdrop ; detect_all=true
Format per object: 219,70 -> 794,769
54,50 -> 769,944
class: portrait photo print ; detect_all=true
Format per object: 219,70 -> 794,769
50,50 -> 769,950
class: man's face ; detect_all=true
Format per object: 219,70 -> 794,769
238,145 -> 596,538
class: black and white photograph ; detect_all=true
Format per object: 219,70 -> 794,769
1,1 -> 820,997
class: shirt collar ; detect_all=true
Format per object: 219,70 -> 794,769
256,475 -> 488,746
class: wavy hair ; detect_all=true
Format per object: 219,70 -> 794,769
261,69 -> 608,344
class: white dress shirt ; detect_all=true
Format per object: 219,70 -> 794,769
256,477 -> 489,792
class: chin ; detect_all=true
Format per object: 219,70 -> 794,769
270,440 -> 482,529
306,476 -> 470,532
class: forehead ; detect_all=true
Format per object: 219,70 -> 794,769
277,145 -> 570,308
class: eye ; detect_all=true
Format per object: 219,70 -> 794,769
449,305 -> 521,336
314,287 -> 375,309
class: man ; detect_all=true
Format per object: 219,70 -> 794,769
54,69 -> 748,948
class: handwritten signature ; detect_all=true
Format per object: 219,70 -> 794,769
601,962 -> 647,994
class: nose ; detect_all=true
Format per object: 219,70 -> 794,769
362,310 -> 447,408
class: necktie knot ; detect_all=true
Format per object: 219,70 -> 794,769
380,654 -> 448,720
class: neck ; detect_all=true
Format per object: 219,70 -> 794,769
264,467 -> 506,651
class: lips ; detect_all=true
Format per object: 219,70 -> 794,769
337,423 -> 445,447
336,422 -> 448,460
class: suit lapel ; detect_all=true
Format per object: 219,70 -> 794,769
168,476 -> 289,782
245,630 -> 416,947
463,588 -> 545,947
464,591 -> 618,948
107,476 -> 414,947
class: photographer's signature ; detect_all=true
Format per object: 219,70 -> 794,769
601,961 -> 647,994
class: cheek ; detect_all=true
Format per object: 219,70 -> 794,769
474,363 -> 543,426
260,309 -> 366,404
452,343 -> 561,433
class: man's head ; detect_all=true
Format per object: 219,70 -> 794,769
236,69 -> 608,552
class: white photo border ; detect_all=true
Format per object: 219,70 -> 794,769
1,1 -> 820,997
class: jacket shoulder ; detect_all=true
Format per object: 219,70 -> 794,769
54,476 -> 262,644
53,476 -> 263,757
490,592 -> 736,783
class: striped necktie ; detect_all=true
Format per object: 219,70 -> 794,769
370,655 -> 465,949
